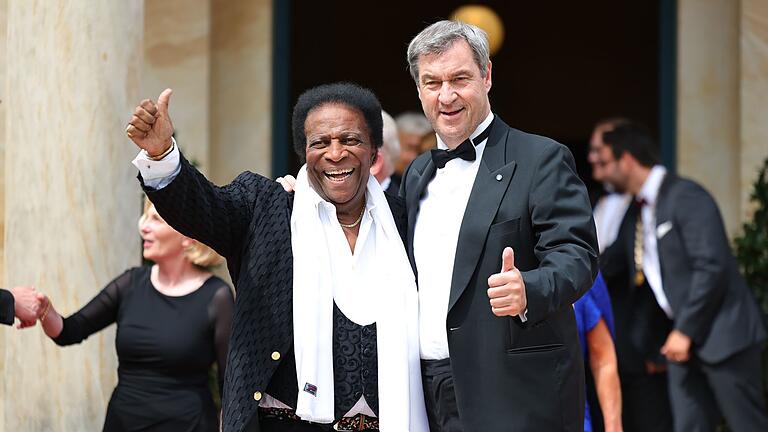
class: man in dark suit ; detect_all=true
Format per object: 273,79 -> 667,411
1,286 -> 43,326
600,122 -> 768,432
596,122 -> 674,432
402,20 -> 598,431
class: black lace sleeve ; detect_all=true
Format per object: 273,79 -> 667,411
208,282 -> 234,393
52,268 -> 135,346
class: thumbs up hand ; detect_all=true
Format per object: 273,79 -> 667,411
126,88 -> 175,158
487,247 -> 527,317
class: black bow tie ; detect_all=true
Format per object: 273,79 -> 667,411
430,120 -> 494,169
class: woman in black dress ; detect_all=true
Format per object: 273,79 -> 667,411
34,200 -> 234,431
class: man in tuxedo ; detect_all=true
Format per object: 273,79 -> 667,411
401,20 -> 598,431
370,110 -> 401,195
600,122 -> 768,431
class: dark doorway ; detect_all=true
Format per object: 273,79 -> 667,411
278,0 -> 663,196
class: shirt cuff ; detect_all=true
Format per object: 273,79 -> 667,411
518,308 -> 528,322
131,137 -> 181,190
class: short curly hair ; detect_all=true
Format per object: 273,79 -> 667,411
292,82 -> 383,163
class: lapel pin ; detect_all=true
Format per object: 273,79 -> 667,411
495,174 -> 503,181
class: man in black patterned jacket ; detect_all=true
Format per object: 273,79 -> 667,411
126,83 -> 427,431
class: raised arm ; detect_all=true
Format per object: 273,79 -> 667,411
127,89 -> 286,263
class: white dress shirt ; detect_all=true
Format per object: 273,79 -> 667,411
132,141 -> 379,417
637,165 -> 674,318
593,190 -> 632,253
380,176 -> 392,192
131,139 -> 181,189
414,112 -> 494,360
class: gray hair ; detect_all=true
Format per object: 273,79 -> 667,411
407,20 -> 490,83
395,111 -> 432,136
381,110 -> 400,168
395,111 -> 433,137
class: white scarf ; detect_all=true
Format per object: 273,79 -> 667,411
291,165 -> 428,431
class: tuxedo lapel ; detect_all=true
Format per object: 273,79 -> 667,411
448,122 -> 515,312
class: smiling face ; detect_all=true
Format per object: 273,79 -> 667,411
304,103 -> 375,214
416,39 -> 492,149
139,204 -> 190,263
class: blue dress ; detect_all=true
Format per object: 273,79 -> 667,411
574,272 -> 615,432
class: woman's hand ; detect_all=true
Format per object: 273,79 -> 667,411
34,293 -> 64,338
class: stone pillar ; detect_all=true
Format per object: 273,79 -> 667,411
2,1 -> 143,430
0,0 -> 7,429
740,0 -> 768,221
677,0 -> 741,237
210,0 -> 273,184
0,0 -> 6,290
143,0 -> 211,174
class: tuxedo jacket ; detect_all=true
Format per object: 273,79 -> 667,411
142,154 -> 407,432
605,174 -> 766,364
401,116 -> 598,431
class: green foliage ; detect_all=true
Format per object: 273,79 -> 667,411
735,156 -> 768,317
733,155 -> 768,431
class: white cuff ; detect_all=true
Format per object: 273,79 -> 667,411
518,308 -> 528,322
131,137 -> 181,189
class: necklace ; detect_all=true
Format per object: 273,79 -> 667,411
339,202 -> 366,229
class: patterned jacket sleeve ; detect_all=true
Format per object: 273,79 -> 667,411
140,153 -> 288,270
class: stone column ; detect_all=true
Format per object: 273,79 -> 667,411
210,0 -> 273,184
677,0 -> 741,237
2,1 -> 143,430
0,0 -> 7,428
0,0 -> 6,287
143,0 -> 211,174
740,0 -> 768,221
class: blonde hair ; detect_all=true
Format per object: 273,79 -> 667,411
139,198 -> 224,269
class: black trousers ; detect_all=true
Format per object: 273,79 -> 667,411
421,358 -> 463,432
620,370 -> 674,432
668,344 -> 768,432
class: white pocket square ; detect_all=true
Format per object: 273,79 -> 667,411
657,221 -> 673,239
